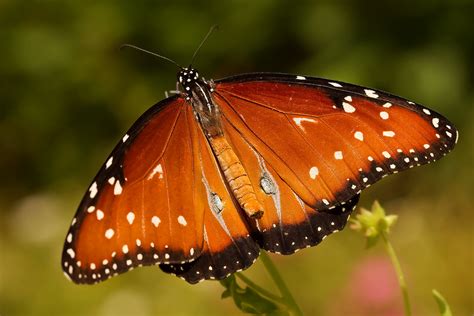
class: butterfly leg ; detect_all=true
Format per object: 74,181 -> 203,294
164,82 -> 182,98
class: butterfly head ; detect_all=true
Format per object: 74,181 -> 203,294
178,67 -> 200,95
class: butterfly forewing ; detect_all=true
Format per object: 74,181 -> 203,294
62,97 -> 207,284
214,74 -> 457,210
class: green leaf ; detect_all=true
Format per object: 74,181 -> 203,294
220,274 -> 283,315
432,289 -> 453,316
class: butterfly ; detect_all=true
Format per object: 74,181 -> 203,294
61,46 -> 458,285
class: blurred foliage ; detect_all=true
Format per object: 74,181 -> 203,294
351,200 -> 398,248
432,289 -> 453,316
0,0 -> 472,315
220,275 -> 283,315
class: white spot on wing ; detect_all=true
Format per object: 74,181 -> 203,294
354,131 -> 364,141
423,108 -> 431,115
148,163 -> 164,180
334,151 -> 343,160
122,134 -> 129,142
329,82 -> 342,87
432,118 -> 439,128
382,151 -> 391,158
66,248 -> 75,258
89,182 -> 98,198
293,117 -> 316,132
309,166 -> 319,179
380,111 -> 389,120
105,228 -> 114,239
127,211 -> 135,225
96,209 -> 104,220
383,102 -> 392,108
105,156 -> 113,169
122,244 -> 129,254
296,75 -> 306,80
114,181 -> 122,195
342,102 -> 356,113
178,215 -> 187,226
151,216 -> 161,227
364,89 -> 379,98
383,131 -> 396,137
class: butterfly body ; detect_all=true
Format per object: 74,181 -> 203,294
62,67 -> 457,284
179,67 -> 264,218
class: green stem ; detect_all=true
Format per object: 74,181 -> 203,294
381,232 -> 412,316
235,272 -> 284,303
259,251 -> 303,316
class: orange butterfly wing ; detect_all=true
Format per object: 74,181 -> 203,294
160,120 -> 259,283
63,71 -> 458,284
214,74 -> 457,211
62,96 -> 259,284
62,97 -> 208,283
221,116 -> 360,254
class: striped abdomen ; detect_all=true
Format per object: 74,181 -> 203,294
209,135 -> 263,218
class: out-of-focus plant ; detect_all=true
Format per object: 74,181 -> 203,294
220,200 -> 455,315
350,201 -> 453,316
220,251 -> 302,315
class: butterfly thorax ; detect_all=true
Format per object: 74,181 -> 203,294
178,67 -> 264,219
178,67 -> 222,137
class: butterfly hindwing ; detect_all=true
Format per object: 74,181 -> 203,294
221,116 -> 359,254
160,116 -> 260,283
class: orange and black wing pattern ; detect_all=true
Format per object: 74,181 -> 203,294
62,96 -> 206,283
214,73 -> 457,252
62,95 -> 260,284
62,70 -> 457,285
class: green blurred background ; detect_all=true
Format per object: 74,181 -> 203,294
1,1 -> 472,315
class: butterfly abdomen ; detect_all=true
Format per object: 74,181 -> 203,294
209,135 -> 264,218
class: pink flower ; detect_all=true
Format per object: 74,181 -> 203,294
327,256 -> 404,316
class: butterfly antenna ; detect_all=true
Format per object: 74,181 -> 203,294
190,24 -> 219,66
120,44 -> 182,69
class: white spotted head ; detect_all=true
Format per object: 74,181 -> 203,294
178,67 -> 200,96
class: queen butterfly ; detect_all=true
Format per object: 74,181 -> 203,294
61,41 -> 458,285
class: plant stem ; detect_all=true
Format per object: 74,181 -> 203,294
381,232 -> 412,316
259,251 -> 303,316
235,272 -> 284,303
